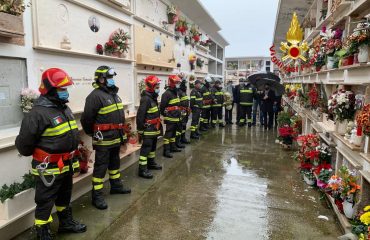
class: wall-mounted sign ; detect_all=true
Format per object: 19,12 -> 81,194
270,12 -> 318,73
88,15 -> 100,33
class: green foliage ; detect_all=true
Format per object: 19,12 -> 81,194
0,0 -> 27,16
277,111 -> 291,126
0,172 -> 35,203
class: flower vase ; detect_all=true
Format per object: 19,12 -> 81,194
118,52 -> 127,58
303,175 -> 316,186
358,44 -> 369,63
343,200 -> 355,219
364,136 -> 370,154
351,134 -> 364,146
327,56 -> 335,70
336,120 -> 348,135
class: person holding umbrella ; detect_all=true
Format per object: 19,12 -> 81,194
261,83 -> 276,130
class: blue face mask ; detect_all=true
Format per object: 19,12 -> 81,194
155,88 -> 160,94
107,78 -> 115,87
57,90 -> 69,101
175,83 -> 180,89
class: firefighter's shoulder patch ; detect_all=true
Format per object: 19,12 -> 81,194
52,116 -> 64,126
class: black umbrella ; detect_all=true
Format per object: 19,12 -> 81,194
248,72 -> 281,83
248,78 -> 285,96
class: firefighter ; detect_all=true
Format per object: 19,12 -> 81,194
160,75 -> 182,158
211,80 -> 225,128
15,68 -> 87,239
200,77 -> 213,131
190,80 -> 203,139
136,76 -> 162,179
81,66 -> 131,210
177,74 -> 191,144
237,78 -> 256,127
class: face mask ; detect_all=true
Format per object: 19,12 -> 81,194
175,83 -> 181,89
155,88 -> 160,94
57,90 -> 69,101
107,78 -> 115,87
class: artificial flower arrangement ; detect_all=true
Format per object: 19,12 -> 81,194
189,24 -> 201,44
308,84 -> 319,110
96,44 -> 104,55
357,104 -> 370,137
347,29 -> 370,54
196,58 -> 204,68
189,52 -> 197,70
20,88 -> 40,113
189,75 -> 196,88
200,34 -> 212,47
328,89 -> 356,123
326,166 -> 361,216
291,114 -> 303,135
351,205 -> 370,240
276,109 -> 298,148
175,17 -> 188,35
104,28 -> 130,57
166,4 -> 178,24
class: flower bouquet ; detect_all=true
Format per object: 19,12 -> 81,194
328,89 -> 356,134
357,104 -> 370,137
166,4 -> 178,24
20,88 -> 40,113
189,24 -> 200,44
109,28 -> 130,57
308,84 -> 319,110
175,17 -> 188,35
189,52 -> 197,70
96,44 -> 103,55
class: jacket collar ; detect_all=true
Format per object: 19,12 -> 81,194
34,95 -> 66,109
93,82 -> 119,95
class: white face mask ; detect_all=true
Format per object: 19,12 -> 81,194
155,88 -> 160,94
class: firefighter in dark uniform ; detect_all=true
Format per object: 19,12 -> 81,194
136,76 -> 162,179
160,75 -> 182,158
236,78 -> 256,127
200,77 -> 213,131
177,75 -> 191,144
15,68 -> 86,239
211,80 -> 225,128
81,66 -> 131,210
190,80 -> 203,139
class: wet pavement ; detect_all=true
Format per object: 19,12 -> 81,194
15,125 -> 342,240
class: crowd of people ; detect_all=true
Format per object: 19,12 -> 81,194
14,66 -> 281,239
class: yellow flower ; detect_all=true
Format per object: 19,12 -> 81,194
360,212 -> 370,225
364,205 -> 370,212
359,233 -> 365,240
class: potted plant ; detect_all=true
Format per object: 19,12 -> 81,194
328,89 -> 356,135
339,166 -> 361,219
356,104 -> 370,150
278,124 -> 295,149
351,205 -> 370,239
196,58 -> 204,69
349,24 -> 370,63
166,4 -> 178,24
96,44 -> 104,55
0,0 -> 27,38
189,24 -> 200,45
321,28 -> 342,69
175,17 -> 188,35
0,172 -> 36,220
316,168 -> 333,189
104,40 -> 116,56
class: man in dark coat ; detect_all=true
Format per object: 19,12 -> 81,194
261,83 -> 276,130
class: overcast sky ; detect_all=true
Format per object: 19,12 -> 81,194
200,0 -> 279,58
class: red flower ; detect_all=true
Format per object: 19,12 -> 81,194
96,44 -> 103,55
193,35 -> 200,42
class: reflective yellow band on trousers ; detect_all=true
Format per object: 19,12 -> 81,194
94,184 -> 103,190
240,89 -> 253,93
41,121 -> 78,137
98,103 -> 124,115
31,166 -> 70,175
163,138 -> 170,144
148,152 -> 156,158
35,215 -> 53,226
93,138 -> 122,146
56,206 -> 66,212
240,102 -> 253,106
144,130 -> 160,136
139,156 -> 147,165
92,177 -> 103,183
164,117 -> 180,122
170,138 -> 176,143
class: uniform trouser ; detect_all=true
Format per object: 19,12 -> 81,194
139,137 -> 158,166
200,107 -> 211,127
236,104 -> 241,123
225,105 -> 233,123
34,168 -> 72,225
211,107 -> 223,125
239,105 -> 253,124
92,147 -> 121,191
163,123 -> 178,146
181,116 -> 189,134
191,108 -> 201,133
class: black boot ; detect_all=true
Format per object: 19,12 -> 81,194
110,179 -> 131,194
248,123 -> 252,128
92,189 -> 108,210
57,207 -> 87,233
176,137 -> 185,149
148,158 -> 162,170
163,144 -> 173,158
191,132 -> 200,139
138,165 -> 153,179
219,123 -> 225,128
35,224 -> 53,240
181,133 -> 191,144
170,142 -> 182,152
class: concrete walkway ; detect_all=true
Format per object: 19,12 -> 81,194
15,125 -> 342,240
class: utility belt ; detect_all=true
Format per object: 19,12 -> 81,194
180,106 -> 191,114
203,99 -> 213,105
165,106 -> 181,112
93,123 -> 131,142
145,117 -> 162,130
33,148 -> 76,187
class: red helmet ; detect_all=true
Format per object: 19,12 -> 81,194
39,68 -> 73,95
145,75 -> 160,92
168,75 -> 181,88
